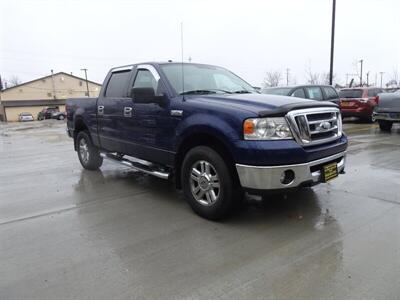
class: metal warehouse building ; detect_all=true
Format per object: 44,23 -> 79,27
0,72 -> 101,122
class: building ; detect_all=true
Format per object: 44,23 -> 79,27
0,72 -> 102,122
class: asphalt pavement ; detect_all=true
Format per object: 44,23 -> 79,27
0,119 -> 399,299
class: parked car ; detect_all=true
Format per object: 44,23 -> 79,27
18,112 -> 34,122
51,111 -> 67,120
66,62 -> 347,220
339,87 -> 383,122
373,89 -> 400,131
37,107 -> 59,120
263,85 -> 340,105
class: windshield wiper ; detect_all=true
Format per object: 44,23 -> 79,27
180,89 -> 232,95
233,90 -> 252,94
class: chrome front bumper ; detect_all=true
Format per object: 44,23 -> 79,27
236,152 -> 346,190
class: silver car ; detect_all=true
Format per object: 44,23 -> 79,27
373,89 -> 400,131
18,112 -> 34,122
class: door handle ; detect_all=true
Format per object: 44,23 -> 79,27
98,105 -> 104,115
124,106 -> 133,117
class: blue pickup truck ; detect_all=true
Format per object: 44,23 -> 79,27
66,62 -> 347,220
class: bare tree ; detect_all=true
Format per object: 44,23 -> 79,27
8,76 -> 22,87
262,70 -> 282,88
388,68 -> 399,87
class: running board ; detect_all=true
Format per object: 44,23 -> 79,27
100,153 -> 170,180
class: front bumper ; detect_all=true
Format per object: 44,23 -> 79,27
236,151 -> 346,190
372,111 -> 400,122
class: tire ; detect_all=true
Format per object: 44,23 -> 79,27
76,131 -> 103,170
58,115 -> 65,120
363,115 -> 373,123
181,146 -> 239,220
378,120 -> 393,132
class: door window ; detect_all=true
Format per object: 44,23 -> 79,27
105,71 -> 131,97
291,88 -> 306,98
323,87 -> 339,100
133,69 -> 158,92
305,87 -> 323,100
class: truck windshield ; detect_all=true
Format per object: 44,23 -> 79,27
160,64 -> 256,95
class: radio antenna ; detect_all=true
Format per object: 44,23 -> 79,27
180,22 -> 185,100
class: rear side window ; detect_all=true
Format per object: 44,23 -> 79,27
305,87 -> 323,100
339,89 -> 363,98
323,87 -> 339,100
291,88 -> 306,98
105,71 -> 131,97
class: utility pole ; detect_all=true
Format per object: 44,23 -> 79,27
359,59 -> 363,86
286,68 -> 290,86
329,0 -> 336,85
81,68 -> 90,97
366,71 -> 370,86
50,69 -> 56,99
379,72 -> 385,88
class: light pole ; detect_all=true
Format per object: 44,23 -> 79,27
359,59 -> 363,86
379,72 -> 384,88
329,0 -> 336,85
286,68 -> 290,86
81,68 -> 90,97
366,71 -> 370,86
50,69 -> 56,99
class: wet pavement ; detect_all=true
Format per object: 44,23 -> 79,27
1,120 -> 399,299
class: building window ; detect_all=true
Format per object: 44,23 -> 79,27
79,81 -> 83,86
47,92 -> 52,97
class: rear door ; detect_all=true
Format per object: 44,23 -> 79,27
97,68 -> 133,153
322,86 -> 340,105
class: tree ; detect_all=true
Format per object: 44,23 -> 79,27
262,70 -> 282,88
8,76 -> 22,87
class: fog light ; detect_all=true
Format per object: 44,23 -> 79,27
280,170 -> 295,185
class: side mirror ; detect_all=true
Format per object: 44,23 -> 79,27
131,87 -> 165,105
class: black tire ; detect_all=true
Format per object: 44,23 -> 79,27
76,131 -> 103,170
363,115 -> 373,123
181,146 -> 239,220
378,120 -> 393,132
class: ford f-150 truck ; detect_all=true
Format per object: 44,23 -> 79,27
66,62 -> 347,220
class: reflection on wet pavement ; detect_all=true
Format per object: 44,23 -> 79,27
0,119 -> 399,299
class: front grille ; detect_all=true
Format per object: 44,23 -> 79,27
286,107 -> 342,146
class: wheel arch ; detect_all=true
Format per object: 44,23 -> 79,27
174,131 -> 239,189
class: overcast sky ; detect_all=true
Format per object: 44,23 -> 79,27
1,0 -> 399,87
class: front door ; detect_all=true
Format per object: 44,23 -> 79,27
122,65 -> 175,166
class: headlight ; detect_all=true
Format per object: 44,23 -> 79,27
243,117 -> 292,140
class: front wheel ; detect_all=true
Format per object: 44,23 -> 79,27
76,131 -> 103,170
181,146 -> 239,220
378,120 -> 393,132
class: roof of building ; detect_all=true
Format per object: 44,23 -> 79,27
1,72 -> 102,92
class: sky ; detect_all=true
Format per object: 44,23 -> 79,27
1,0 -> 399,87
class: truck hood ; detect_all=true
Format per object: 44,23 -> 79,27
377,93 -> 400,110
188,93 -> 337,116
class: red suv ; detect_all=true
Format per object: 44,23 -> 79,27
339,87 -> 383,122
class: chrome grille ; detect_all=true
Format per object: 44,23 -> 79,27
286,107 -> 342,146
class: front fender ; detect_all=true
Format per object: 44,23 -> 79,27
175,113 -> 241,153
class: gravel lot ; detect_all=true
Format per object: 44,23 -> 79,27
1,120 -> 400,299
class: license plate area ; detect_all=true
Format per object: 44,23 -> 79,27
322,162 -> 338,182
389,113 -> 400,119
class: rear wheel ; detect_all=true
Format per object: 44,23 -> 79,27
76,131 -> 103,170
378,120 -> 393,132
181,146 -> 240,220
